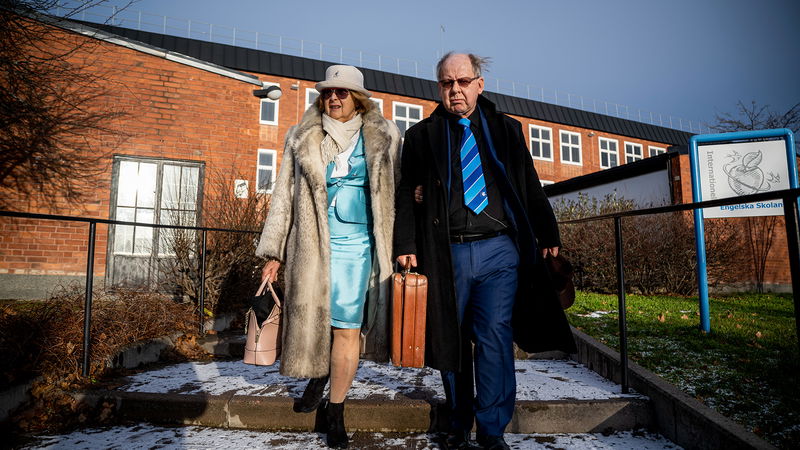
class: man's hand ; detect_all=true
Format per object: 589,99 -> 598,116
261,260 -> 281,282
414,185 -> 423,203
396,254 -> 417,268
541,247 -> 559,259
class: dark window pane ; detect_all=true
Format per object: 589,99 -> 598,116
259,152 -> 273,166
258,169 -> 272,190
261,101 -> 275,122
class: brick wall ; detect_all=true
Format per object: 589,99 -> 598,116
0,22 -> 272,282
0,19 -> 739,295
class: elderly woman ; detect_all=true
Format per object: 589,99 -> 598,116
256,65 -> 401,448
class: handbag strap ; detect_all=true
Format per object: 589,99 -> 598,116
256,277 -> 269,296
256,277 -> 282,309
267,281 -> 281,308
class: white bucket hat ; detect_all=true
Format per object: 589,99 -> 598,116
315,65 -> 372,98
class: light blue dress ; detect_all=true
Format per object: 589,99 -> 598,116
326,132 -> 373,329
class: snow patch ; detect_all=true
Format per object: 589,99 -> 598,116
118,359 -> 642,401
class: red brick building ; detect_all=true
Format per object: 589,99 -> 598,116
4,15 -> 788,297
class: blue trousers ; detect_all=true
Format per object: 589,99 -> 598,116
441,234 -> 519,438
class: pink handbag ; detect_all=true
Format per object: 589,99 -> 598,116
243,278 -> 282,366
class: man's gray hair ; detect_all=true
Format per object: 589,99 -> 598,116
436,52 -> 492,80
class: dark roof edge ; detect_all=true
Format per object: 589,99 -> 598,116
42,15 -> 262,86
79,21 -> 693,145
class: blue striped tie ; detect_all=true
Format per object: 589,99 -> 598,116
458,118 -> 488,214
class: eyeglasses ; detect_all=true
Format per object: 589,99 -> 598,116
321,88 -> 350,100
437,76 -> 479,89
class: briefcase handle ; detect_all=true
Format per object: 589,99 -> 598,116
394,257 -> 413,277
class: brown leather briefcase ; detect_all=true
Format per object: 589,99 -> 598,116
391,261 -> 428,368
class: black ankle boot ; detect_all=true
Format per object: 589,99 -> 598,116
294,376 -> 329,413
326,401 -> 348,448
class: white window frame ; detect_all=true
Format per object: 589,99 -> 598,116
371,97 -> 384,115
599,137 -> 619,169
540,180 -> 554,186
559,130 -> 582,165
528,124 -> 553,161
624,142 -> 643,163
305,88 -> 319,111
258,82 -> 280,125
256,149 -> 277,194
392,101 -> 423,135
649,146 -> 666,157
110,158 -> 202,259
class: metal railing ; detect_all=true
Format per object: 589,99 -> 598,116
559,187 -> 800,393
0,210 -> 260,377
2,187 -> 798,383
49,2 -> 713,134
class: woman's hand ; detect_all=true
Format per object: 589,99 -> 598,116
261,260 -> 281,282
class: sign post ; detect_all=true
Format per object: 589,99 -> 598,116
689,128 -> 797,333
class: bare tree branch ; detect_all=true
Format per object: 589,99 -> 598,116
0,0 -> 135,210
708,100 -> 796,292
710,100 -> 800,137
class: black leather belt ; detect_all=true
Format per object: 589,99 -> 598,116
450,230 -> 506,244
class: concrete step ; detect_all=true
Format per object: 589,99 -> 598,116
75,390 -> 650,434
73,358 -> 651,434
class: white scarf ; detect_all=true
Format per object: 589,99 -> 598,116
321,113 -> 363,175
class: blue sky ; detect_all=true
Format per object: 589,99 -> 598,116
82,0 -> 799,132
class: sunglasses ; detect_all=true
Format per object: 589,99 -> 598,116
321,88 -> 350,100
437,76 -> 480,89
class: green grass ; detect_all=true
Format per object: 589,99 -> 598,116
566,291 -> 799,449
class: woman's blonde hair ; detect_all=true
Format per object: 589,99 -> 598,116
315,90 -> 374,114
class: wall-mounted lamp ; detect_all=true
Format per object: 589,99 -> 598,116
587,132 -> 596,137
253,84 -> 282,100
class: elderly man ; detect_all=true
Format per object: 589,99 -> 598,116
394,52 -> 576,450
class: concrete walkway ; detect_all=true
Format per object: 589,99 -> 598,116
17,357 -> 684,449
69,358 -> 652,434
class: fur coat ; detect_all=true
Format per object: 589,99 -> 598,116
256,105 -> 401,378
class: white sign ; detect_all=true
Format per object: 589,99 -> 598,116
234,179 -> 249,199
698,139 -> 789,218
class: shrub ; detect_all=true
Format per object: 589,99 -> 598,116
554,193 -> 748,295
0,288 -> 196,387
158,170 -> 270,314
1,287 -> 199,432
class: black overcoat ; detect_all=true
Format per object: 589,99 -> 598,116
394,96 -> 577,372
